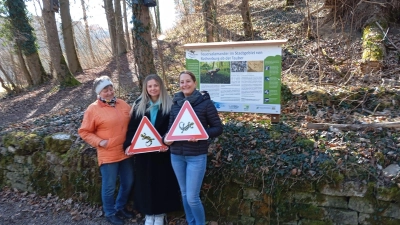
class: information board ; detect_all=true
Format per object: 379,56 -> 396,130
183,40 -> 287,114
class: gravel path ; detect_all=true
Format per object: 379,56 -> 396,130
0,187 -> 141,225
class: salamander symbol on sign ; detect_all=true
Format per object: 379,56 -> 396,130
141,133 -> 154,146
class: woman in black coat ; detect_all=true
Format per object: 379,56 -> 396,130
164,71 -> 223,225
123,74 -> 180,225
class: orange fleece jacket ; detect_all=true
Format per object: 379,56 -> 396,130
79,99 -> 131,166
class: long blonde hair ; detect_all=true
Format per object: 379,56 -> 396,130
131,74 -> 172,117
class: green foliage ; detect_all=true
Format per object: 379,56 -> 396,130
4,0 -> 38,55
0,13 -> 13,43
60,75 -> 81,87
207,119 -> 336,195
131,8 -> 150,42
281,83 -> 292,104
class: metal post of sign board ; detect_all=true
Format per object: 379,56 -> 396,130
183,40 -> 287,123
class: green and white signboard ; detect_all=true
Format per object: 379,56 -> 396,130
183,40 -> 287,115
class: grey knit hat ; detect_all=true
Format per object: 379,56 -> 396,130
93,76 -> 113,95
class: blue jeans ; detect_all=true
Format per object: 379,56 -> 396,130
171,154 -> 207,225
99,158 -> 134,217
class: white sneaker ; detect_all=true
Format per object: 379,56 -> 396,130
145,215 -> 155,225
154,214 -> 165,225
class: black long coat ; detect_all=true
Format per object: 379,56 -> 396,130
123,105 -> 181,215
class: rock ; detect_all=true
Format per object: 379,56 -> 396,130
8,146 -> 17,154
44,133 -> 73,154
318,181 -> 367,197
382,164 -> 400,178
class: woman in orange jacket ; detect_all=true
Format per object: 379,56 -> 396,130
79,76 -> 134,225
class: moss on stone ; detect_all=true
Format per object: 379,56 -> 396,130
61,75 -> 81,87
0,154 -> 11,187
300,219 -> 333,225
331,172 -> 345,184
30,165 -> 55,196
290,180 -> 315,192
273,202 -> 298,222
44,133 -> 73,154
363,215 -> 400,225
31,151 -> 46,167
362,23 -> 385,61
3,131 -> 43,155
362,44 -> 384,61
377,185 -> 400,202
297,204 -> 326,220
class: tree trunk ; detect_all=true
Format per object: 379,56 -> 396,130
42,0 -> 80,86
132,3 -> 156,89
122,0 -> 132,51
212,0 -> 219,41
31,0 -> 55,76
60,0 -> 83,73
8,51 -> 21,87
16,44 -> 34,86
25,53 -> 49,83
0,62 -> 20,93
202,0 -> 214,42
114,0 -> 127,55
104,0 -> 117,55
6,0 -> 47,85
155,0 -> 161,34
239,0 -> 254,40
80,0 -> 97,65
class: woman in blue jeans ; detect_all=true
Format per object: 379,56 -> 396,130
79,76 -> 134,225
164,71 -> 223,225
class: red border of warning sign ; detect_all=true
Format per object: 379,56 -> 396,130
126,116 -> 166,155
165,101 -> 208,141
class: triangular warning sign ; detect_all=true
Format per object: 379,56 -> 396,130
126,116 -> 167,155
165,101 -> 209,142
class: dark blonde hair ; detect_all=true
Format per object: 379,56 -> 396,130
131,74 -> 172,117
179,70 -> 196,82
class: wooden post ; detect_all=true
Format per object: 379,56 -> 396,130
271,114 -> 280,124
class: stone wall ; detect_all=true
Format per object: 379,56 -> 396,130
200,178 -> 400,225
0,131 -> 102,204
1,132 -> 400,225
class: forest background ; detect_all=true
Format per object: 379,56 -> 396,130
1,0 -> 400,224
